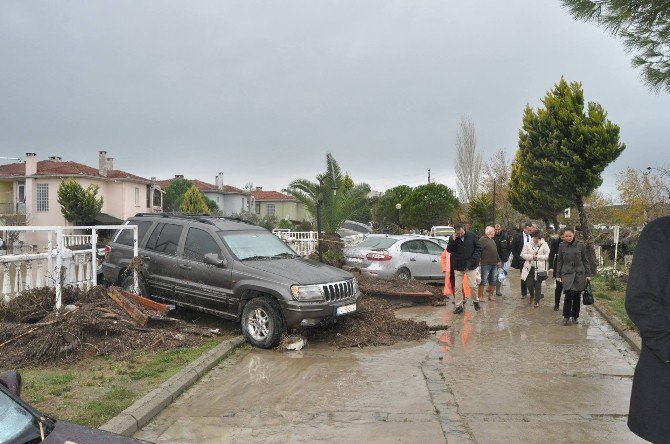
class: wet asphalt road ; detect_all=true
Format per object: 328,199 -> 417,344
134,271 -> 642,443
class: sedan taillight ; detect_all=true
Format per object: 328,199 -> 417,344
366,251 -> 392,261
104,245 -> 111,261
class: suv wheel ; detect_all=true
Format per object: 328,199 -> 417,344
396,267 -> 411,280
241,297 -> 285,349
120,274 -> 149,297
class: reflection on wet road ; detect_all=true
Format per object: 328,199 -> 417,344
135,271 -> 642,443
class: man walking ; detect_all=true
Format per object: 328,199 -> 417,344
493,224 -> 510,296
447,223 -> 482,314
511,222 -> 533,298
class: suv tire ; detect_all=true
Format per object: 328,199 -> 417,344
120,274 -> 149,297
241,296 -> 285,349
396,267 -> 411,280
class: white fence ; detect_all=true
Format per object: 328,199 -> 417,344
272,230 -> 319,257
0,225 -> 138,310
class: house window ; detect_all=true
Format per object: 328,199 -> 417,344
135,188 -> 140,206
36,184 -> 49,212
153,189 -> 162,208
267,203 -> 275,216
17,183 -> 25,203
255,203 -> 261,214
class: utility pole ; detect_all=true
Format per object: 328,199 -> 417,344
428,169 -> 431,184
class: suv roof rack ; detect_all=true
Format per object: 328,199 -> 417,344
133,213 -> 257,227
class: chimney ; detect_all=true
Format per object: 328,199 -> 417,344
106,157 -> 114,171
25,153 -> 37,176
99,150 -> 108,177
255,187 -> 263,191
215,172 -> 224,191
48,156 -> 62,161
175,174 -> 184,179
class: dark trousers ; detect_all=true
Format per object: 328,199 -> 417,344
554,280 -> 563,309
563,289 -> 581,319
526,267 -> 543,302
520,277 -> 528,297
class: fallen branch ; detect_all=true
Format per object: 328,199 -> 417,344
0,327 -> 40,349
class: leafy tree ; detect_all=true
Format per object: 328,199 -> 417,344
467,193 -> 494,234
180,185 -> 210,214
285,153 -> 371,233
57,179 -> 104,225
616,167 -> 668,225
373,185 -> 413,228
163,178 -> 192,212
400,183 -> 459,230
512,78 -> 626,273
234,210 -> 278,230
562,1 -> 670,92
204,196 -> 222,216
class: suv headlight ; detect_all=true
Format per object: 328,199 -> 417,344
290,284 -> 325,301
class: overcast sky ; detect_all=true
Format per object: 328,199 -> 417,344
1,0 -> 668,200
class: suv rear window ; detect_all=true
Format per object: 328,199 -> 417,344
114,221 -> 153,247
356,237 -> 398,250
145,223 -> 183,255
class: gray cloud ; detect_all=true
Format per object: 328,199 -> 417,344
1,0 -> 668,198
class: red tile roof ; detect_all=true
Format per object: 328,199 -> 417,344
252,190 -> 296,201
156,178 -> 245,194
0,160 -> 150,182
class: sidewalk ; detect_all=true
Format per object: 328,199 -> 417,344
134,271 -> 642,443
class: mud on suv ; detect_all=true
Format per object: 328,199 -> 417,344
102,214 -> 361,348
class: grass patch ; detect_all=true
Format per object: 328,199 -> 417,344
10,338 -> 226,428
591,274 -> 635,329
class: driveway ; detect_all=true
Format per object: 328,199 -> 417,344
135,271 -> 642,443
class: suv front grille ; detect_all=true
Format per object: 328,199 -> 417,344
321,280 -> 355,302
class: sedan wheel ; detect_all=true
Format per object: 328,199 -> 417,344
396,268 -> 411,280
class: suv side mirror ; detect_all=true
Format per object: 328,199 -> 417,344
204,253 -> 226,268
0,370 -> 22,397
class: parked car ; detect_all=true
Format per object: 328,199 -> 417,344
429,225 -> 455,239
102,214 -> 361,348
343,234 -> 445,282
0,370 -> 143,443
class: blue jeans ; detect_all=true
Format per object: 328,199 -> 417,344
481,264 -> 497,286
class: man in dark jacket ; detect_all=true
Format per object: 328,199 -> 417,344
447,223 -> 482,314
493,224 -> 510,296
625,215 -> 670,443
510,222 -> 533,298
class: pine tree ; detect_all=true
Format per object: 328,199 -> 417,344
562,0 -> 670,92
179,185 -> 210,214
511,78 -> 626,272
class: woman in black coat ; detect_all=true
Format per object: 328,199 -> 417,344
625,215 -> 670,443
556,227 -> 590,325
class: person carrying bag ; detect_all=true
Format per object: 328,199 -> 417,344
520,230 -> 550,308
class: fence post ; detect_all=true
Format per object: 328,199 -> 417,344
2,264 -> 10,303
55,227 -> 63,311
91,229 -> 98,287
47,232 -> 53,288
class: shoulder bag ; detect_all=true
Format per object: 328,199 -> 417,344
583,281 -> 595,305
533,244 -> 548,281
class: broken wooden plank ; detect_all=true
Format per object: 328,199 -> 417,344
119,289 -> 173,315
108,288 -> 149,327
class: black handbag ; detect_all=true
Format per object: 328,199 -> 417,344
583,281 -> 594,305
536,270 -> 548,281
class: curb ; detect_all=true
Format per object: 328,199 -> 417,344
592,301 -> 641,355
99,336 -> 245,437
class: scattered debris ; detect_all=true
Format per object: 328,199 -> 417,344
0,286 -> 222,367
279,334 -> 307,351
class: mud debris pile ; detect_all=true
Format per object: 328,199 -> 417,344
0,286 -> 218,367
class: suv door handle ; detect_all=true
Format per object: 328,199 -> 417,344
410,258 -> 416,262
432,260 -> 438,263
179,264 -> 192,270
141,255 -> 151,261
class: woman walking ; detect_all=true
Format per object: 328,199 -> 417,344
556,226 -> 591,325
520,229 -> 550,307
548,228 -> 566,311
479,226 -> 501,301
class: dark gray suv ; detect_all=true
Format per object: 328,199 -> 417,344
102,214 -> 360,348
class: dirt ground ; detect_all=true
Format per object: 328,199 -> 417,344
0,286 -> 219,368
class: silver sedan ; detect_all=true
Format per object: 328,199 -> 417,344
343,235 -> 445,282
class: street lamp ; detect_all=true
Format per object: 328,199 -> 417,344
395,203 -> 402,228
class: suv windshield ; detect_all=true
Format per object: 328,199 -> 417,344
0,389 -> 41,444
356,237 -> 398,250
218,231 -> 297,260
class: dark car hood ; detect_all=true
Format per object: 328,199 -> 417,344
240,257 -> 353,285
44,420 -> 145,443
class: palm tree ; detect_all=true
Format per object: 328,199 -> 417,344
285,153 -> 370,233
